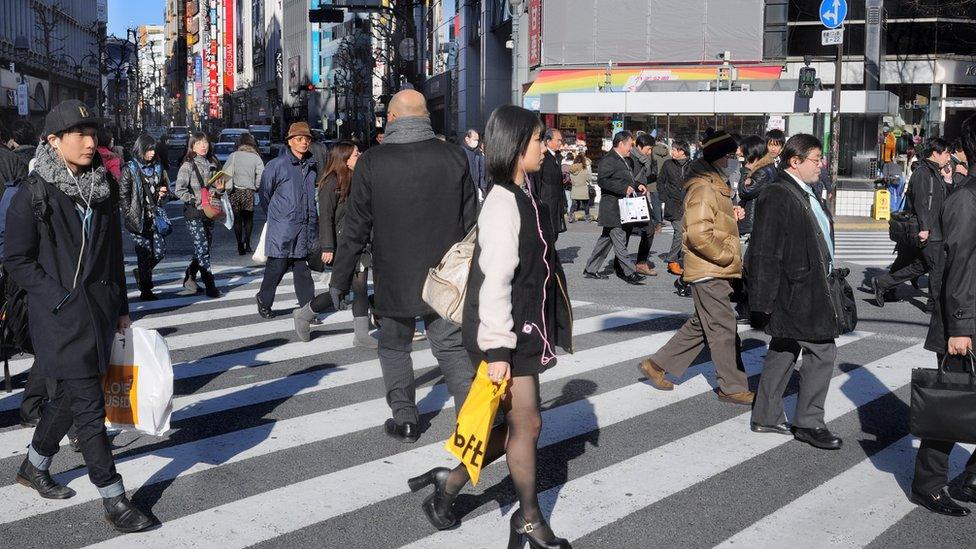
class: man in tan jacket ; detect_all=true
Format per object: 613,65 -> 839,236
637,131 -> 754,405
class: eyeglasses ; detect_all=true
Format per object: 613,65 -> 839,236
800,156 -> 822,165
291,136 -> 312,144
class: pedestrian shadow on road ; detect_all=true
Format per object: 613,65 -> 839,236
557,246 -> 580,264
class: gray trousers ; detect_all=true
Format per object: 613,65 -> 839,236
667,219 -> 684,263
650,278 -> 749,394
585,226 -> 636,277
752,338 -> 837,429
377,313 -> 475,425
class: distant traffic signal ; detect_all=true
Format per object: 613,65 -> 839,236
798,67 -> 816,98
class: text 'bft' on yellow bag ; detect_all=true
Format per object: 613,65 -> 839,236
444,361 -> 508,486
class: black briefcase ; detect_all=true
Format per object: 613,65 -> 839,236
910,354 -> 976,444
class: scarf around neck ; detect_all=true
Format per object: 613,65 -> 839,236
383,116 -> 436,145
33,142 -> 111,207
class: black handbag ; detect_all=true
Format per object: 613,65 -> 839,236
910,353 -> 976,444
888,210 -> 921,248
827,267 -> 857,334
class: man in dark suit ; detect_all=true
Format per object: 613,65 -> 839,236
536,128 -> 567,241
583,131 -> 646,285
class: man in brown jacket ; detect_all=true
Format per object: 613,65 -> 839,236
637,131 -> 754,405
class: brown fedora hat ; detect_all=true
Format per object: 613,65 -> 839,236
286,122 -> 312,141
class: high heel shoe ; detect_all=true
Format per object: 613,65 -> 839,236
407,467 -> 457,530
508,510 -> 570,549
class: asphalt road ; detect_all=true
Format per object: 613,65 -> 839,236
0,206 -> 970,548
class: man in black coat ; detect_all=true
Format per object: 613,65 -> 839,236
330,90 -> 478,443
748,134 -> 844,452
872,138 -> 953,312
582,130 -> 646,285
6,100 -> 152,532
659,140 -> 692,276
536,128 -> 567,240
916,115 -> 976,517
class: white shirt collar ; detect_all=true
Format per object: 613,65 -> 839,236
784,170 -> 812,192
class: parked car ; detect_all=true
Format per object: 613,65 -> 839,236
248,125 -> 272,157
214,128 -> 248,163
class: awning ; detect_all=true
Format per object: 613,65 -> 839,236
534,90 -> 900,116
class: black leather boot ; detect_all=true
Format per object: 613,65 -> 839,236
408,467 -> 458,530
16,458 -> 76,499
104,494 -> 154,533
200,269 -> 221,298
508,510 -> 570,549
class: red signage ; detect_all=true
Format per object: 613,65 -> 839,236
528,0 -> 542,67
224,0 -> 234,92
208,39 -> 219,118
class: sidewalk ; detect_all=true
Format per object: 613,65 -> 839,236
834,216 -> 888,231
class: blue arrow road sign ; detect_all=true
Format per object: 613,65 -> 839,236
820,0 -> 848,29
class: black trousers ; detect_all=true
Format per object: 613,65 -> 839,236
258,257 -> 315,308
19,363 -> 47,422
876,242 -> 944,303
31,377 -> 121,488
233,209 -> 254,248
913,354 -> 976,494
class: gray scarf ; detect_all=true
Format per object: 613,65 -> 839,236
33,142 -> 111,206
383,115 -> 436,145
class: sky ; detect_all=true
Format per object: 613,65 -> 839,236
107,0 -> 165,37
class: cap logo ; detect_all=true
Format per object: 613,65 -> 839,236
78,105 -> 89,117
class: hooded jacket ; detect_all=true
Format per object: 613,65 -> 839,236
681,159 -> 742,282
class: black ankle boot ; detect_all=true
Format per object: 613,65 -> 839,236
508,510 -> 570,549
16,458 -> 76,499
103,494 -> 154,533
408,467 -> 458,530
200,269 -> 220,298
244,240 -> 253,253
237,242 -> 246,256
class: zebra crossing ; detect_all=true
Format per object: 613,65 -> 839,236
834,230 -> 897,267
0,258 -> 969,548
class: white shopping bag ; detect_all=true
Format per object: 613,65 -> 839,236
102,327 -> 174,436
252,223 -> 268,264
618,194 -> 651,225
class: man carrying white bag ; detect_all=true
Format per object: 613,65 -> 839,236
103,327 -> 174,437
619,192 -> 652,225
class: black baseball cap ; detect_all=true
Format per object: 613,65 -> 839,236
42,99 -> 105,138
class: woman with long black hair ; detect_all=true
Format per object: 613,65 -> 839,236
119,133 -> 171,300
175,131 -> 222,298
292,141 -> 376,347
408,105 -> 573,549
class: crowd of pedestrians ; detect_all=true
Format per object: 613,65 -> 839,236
3,90 -> 976,540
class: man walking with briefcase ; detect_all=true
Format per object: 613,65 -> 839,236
914,115 -> 976,517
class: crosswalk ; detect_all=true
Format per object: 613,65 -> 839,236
834,230 -> 896,267
0,258 -> 968,547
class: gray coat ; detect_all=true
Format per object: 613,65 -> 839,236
224,147 -> 265,191
175,155 -> 217,210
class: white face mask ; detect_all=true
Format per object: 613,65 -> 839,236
468,139 -> 479,148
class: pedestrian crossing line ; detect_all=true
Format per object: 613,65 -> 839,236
78,331 -> 870,548
717,435 -> 975,548
128,273 -> 311,313
124,264 -> 264,287
133,299 -> 302,330
401,342 -> 926,548
125,270 -> 282,299
0,308 -> 701,524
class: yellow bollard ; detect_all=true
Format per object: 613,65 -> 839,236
873,188 -> 891,221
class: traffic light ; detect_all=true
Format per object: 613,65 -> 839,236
309,8 -> 344,23
307,83 -> 315,92
798,67 -> 816,98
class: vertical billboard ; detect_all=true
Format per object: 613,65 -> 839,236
528,0 -> 542,67
224,0 -> 235,92
236,0 -> 245,73
252,0 -> 265,68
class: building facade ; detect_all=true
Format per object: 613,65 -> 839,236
139,25 -> 167,128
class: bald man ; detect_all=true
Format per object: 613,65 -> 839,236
329,90 -> 478,443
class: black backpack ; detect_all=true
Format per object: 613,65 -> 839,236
1,176 -> 49,392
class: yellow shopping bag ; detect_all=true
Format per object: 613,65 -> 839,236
444,361 -> 508,486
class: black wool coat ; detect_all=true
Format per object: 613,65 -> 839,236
596,151 -> 636,228
5,177 -> 128,379
747,171 -> 838,341
535,151 -> 566,236
331,138 -> 477,318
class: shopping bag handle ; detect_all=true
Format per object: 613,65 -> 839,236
938,350 -> 976,385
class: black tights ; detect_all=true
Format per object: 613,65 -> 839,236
233,209 -> 254,247
311,269 -> 369,317
445,375 -> 544,523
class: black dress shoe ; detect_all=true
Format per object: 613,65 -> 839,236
16,458 -> 76,499
793,427 -> 843,450
750,422 -> 792,435
255,296 -> 274,319
384,418 -> 420,443
582,270 -> 609,280
508,509 -> 570,549
104,494 -> 155,533
957,475 -> 976,503
139,291 -> 159,301
910,488 -> 970,517
408,467 -> 458,530
619,273 -> 645,285
872,278 -> 886,308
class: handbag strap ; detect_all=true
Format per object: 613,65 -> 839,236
938,351 -> 976,384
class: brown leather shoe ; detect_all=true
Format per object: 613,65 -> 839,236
717,390 -> 755,405
635,262 -> 658,276
637,359 -> 674,390
667,262 -> 683,276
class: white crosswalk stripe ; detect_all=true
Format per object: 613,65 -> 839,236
0,265 -> 958,548
834,230 -> 896,267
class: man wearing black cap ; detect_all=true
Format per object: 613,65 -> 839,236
637,131 -> 754,405
5,100 -> 153,532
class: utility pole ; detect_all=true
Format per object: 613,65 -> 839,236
509,0 -> 522,106
829,35 -> 842,213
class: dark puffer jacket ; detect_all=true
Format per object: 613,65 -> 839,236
118,160 -> 169,234
736,153 -> 777,235
659,157 -> 692,221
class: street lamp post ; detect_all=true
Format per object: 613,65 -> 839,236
509,0 -> 523,107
